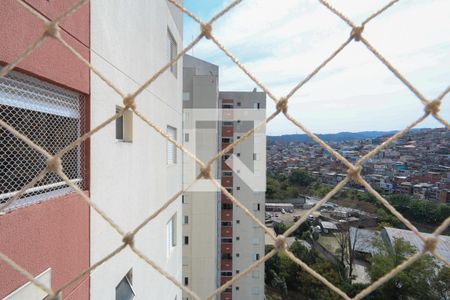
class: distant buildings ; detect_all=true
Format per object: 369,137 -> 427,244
267,128 -> 450,203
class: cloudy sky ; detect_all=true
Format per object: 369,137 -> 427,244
182,0 -> 449,135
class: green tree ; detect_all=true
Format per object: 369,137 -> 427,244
288,169 -> 314,187
369,237 -> 442,300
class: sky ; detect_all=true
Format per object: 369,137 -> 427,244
182,0 -> 449,135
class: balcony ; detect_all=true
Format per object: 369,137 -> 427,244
221,243 -> 232,253
221,261 -> 232,271
221,177 -> 233,187
221,226 -> 232,237
220,292 -> 232,300
221,210 -> 233,221
221,127 -> 234,137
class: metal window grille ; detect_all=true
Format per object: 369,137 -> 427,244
167,125 -> 178,164
0,71 -> 86,210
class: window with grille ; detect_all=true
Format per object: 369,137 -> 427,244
166,126 -> 177,164
0,71 -> 86,209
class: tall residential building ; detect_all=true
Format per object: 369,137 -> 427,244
218,91 -> 266,300
182,55 -> 266,300
1,1 -> 183,299
182,55 -> 220,299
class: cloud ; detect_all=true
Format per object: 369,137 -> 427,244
183,0 -> 450,134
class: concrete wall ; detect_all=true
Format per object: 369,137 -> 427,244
182,55 -> 220,299
90,0 -> 183,299
0,1 -> 90,298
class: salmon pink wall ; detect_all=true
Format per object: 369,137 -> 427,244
0,193 -> 90,299
0,0 -> 90,298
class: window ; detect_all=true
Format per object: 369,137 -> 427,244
253,153 -> 257,160
184,133 -> 189,142
221,271 -> 232,276
251,287 -> 260,295
236,186 -> 240,191
252,271 -> 260,279
221,253 -> 232,260
236,253 -> 240,257
222,137 -> 232,143
115,106 -> 133,142
235,287 -> 239,291
236,236 -> 240,241
237,153 -> 240,157
222,171 -> 232,177
252,238 -> 260,245
225,188 -> 233,194
236,270 -> 240,274
184,236 -> 189,245
183,92 -> 190,101
182,195 -> 185,204
236,102 -> 241,106
222,203 -> 233,210
252,203 -> 260,211
223,154 -> 231,161
253,253 -> 260,261
116,270 -> 135,300
236,220 -> 240,224
184,277 -> 189,286
222,104 -> 233,109
221,221 -> 232,226
0,71 -> 86,208
167,214 -> 176,255
182,256 -> 188,266
184,216 -> 189,224
253,102 -> 261,109
223,121 -> 233,127
167,126 -> 177,164
168,30 -> 177,76
222,238 -> 232,243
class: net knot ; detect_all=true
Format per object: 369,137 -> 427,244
276,98 -> 288,114
44,21 -> 60,38
424,100 -> 440,115
199,166 -> 211,179
47,156 -> 62,173
201,23 -> 212,40
122,233 -> 135,247
347,166 -> 362,182
123,95 -> 136,110
424,236 -> 437,252
47,292 -> 61,300
275,235 -> 287,251
351,26 -> 364,41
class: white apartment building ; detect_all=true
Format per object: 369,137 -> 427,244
90,1 -> 183,299
182,55 -> 266,300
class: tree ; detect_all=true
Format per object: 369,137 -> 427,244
368,237 -> 444,300
273,222 -> 287,235
288,169 -> 315,187
334,227 -> 358,278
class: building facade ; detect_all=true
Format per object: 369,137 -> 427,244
219,91 -> 266,300
90,1 -> 183,299
182,55 -> 220,299
182,54 -> 266,300
1,0 -> 183,299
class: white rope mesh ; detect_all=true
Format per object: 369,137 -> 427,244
0,0 -> 449,299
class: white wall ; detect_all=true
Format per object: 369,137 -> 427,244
90,1 -> 183,299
